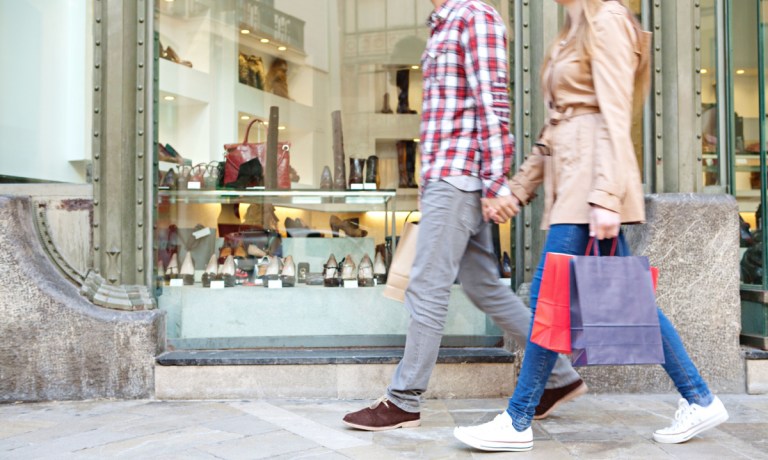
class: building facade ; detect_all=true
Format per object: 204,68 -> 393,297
0,0 -> 764,400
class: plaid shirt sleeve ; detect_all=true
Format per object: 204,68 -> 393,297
461,10 -> 513,197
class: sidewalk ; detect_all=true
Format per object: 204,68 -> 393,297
0,394 -> 766,459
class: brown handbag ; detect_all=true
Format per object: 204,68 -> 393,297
223,118 -> 291,189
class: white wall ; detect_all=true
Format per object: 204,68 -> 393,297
0,0 -> 90,183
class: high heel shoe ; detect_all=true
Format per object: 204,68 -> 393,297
373,251 -> 387,284
341,254 -> 357,281
180,252 -> 195,285
165,253 -> 179,282
330,215 -> 368,238
201,254 -> 218,287
323,254 -> 340,287
358,254 -> 374,287
220,255 -> 236,287
263,256 -> 282,285
281,255 -> 296,287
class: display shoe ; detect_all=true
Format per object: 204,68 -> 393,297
233,243 -> 247,259
297,262 -> 310,283
163,45 -> 193,68
220,255 -> 236,287
238,52 -> 249,84
396,68 -> 418,114
235,257 -> 256,286
341,254 -> 357,281
159,168 -> 176,189
323,254 -> 341,287
320,165 -> 333,190
280,255 -> 296,287
247,244 -> 266,258
365,155 -> 380,189
247,54 -> 266,89
263,256 -> 282,285
158,143 -> 175,162
201,254 -> 219,288
164,143 -> 185,164
219,244 -> 233,260
341,218 -> 368,237
373,251 -> 387,284
165,253 -> 179,282
180,252 -> 195,286
380,92 -> 394,114
329,215 -> 342,237
358,254 -> 375,287
257,256 -> 271,280
348,158 -> 364,188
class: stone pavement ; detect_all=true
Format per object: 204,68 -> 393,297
0,394 -> 766,459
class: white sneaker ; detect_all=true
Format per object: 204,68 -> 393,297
653,396 -> 729,444
453,411 -> 533,452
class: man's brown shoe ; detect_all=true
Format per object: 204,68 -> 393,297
534,379 -> 588,420
342,397 -> 420,431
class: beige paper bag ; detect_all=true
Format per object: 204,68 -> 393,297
382,221 -> 419,303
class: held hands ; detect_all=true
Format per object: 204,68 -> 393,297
589,205 -> 621,239
481,195 -> 520,224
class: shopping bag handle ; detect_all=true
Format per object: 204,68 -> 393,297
585,237 -> 618,256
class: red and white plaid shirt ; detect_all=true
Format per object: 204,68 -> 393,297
420,0 -> 513,198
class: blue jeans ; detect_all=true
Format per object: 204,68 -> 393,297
506,224 -> 714,431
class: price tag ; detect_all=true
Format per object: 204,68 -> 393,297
187,181 -> 201,189
192,227 -> 211,239
349,183 -> 364,190
268,279 -> 283,289
343,279 -> 359,288
363,183 -> 377,190
169,278 -> 184,287
209,280 -> 225,289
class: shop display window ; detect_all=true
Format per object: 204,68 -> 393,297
154,0 -> 512,350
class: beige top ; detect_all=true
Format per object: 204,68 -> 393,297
509,1 -> 651,229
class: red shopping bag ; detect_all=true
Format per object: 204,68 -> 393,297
530,252 -> 574,354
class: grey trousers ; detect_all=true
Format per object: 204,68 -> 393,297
386,181 -> 581,412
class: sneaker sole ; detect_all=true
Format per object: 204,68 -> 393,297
653,411 -> 729,444
342,419 -> 420,432
453,428 -> 533,452
534,381 -> 589,420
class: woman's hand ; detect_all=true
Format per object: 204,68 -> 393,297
589,205 -> 621,239
482,195 -> 520,224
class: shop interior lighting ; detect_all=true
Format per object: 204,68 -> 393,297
241,115 -> 250,120
240,29 -> 250,35
277,46 -> 287,51
700,68 -> 708,74
737,69 -> 745,75
163,95 -> 175,101
411,65 -> 420,70
260,38 -> 270,44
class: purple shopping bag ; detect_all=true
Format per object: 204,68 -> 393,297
569,240 -> 664,367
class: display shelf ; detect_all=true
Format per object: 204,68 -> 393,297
159,59 -> 211,102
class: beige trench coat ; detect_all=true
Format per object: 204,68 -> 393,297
509,2 -> 651,229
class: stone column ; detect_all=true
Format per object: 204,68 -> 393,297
92,0 -> 155,288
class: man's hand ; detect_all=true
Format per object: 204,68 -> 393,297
589,205 -> 621,239
481,195 -> 520,224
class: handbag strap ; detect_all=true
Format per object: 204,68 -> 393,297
585,237 -> 618,256
242,118 -> 266,144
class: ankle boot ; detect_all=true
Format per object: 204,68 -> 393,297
320,165 -> 333,189
397,141 -> 410,188
405,140 -> 418,188
396,69 -> 418,114
348,158 -> 364,188
380,92 -> 393,114
365,155 -> 380,189
358,254 -> 374,287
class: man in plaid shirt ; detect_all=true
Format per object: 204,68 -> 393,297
343,0 -> 583,432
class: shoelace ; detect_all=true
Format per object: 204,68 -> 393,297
671,399 -> 699,428
370,396 -> 390,410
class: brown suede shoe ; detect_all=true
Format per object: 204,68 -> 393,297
342,397 -> 421,431
534,379 -> 588,420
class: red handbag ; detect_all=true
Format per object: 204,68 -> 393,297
223,118 -> 291,189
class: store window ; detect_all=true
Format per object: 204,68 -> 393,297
155,0 -> 512,350
0,0 -> 92,183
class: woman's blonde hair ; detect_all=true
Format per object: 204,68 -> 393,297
542,0 -> 651,107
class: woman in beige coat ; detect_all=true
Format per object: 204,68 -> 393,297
453,0 -> 728,452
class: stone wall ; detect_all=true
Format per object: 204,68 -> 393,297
518,194 -> 745,393
0,196 -> 164,402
